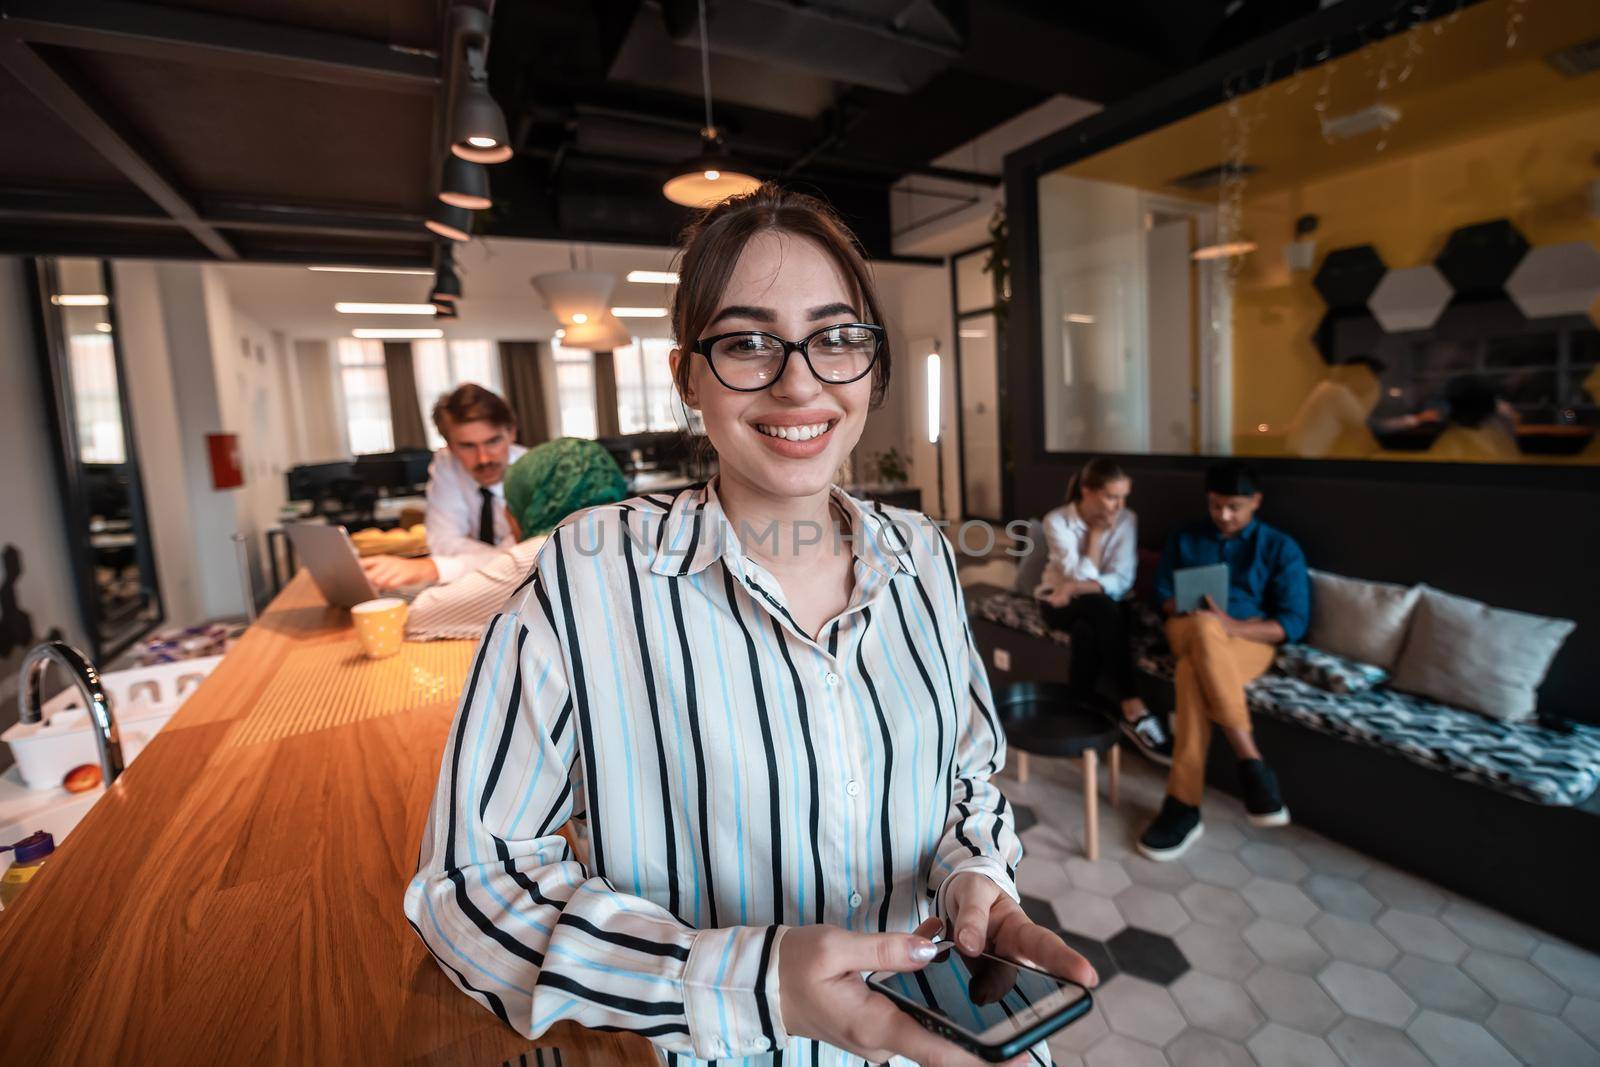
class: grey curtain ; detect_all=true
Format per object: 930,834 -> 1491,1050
498,340 -> 552,446
592,348 -> 621,439
383,342 -> 428,451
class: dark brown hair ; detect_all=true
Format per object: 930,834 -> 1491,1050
670,182 -> 891,405
431,382 -> 514,438
1066,457 -> 1129,504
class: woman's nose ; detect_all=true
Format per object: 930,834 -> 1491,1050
771,345 -> 822,400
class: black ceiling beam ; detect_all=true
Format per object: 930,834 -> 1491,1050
0,0 -> 439,94
0,38 -> 238,259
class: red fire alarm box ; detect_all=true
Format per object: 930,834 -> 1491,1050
207,433 -> 243,489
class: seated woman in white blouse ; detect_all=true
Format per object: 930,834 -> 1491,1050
405,184 -> 1095,1065
1037,458 -> 1172,764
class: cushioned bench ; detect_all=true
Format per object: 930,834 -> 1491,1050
967,586 -> 1600,950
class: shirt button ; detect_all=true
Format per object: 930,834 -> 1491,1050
846,780 -> 861,797
825,672 -> 840,687
849,891 -> 863,908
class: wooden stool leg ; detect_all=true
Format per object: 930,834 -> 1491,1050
1015,750 -> 1030,784
1083,748 -> 1099,861
1108,743 -> 1121,807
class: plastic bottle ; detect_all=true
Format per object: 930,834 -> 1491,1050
0,830 -> 55,910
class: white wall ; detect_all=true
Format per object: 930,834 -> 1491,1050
0,257 -> 90,760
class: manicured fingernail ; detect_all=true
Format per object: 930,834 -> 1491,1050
910,940 -> 938,961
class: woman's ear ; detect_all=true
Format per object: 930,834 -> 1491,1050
669,347 -> 699,410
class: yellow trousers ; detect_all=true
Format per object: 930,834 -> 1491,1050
1164,615 -> 1276,806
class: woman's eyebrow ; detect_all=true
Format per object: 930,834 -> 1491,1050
708,304 -> 774,326
807,302 -> 857,320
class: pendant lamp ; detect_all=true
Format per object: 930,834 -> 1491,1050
530,269 -> 615,326
561,313 -> 632,351
663,0 -> 759,208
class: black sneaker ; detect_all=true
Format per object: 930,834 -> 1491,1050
1239,759 -> 1290,827
1137,796 -> 1203,861
1121,713 -> 1173,767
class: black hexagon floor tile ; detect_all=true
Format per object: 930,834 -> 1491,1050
1106,926 -> 1190,986
1058,928 -> 1119,984
1019,893 -> 1057,930
1012,802 -> 1039,835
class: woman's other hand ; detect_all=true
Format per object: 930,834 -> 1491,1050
777,922 -> 1029,1066
943,871 -> 1099,988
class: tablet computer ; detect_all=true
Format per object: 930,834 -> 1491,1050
1173,563 -> 1229,614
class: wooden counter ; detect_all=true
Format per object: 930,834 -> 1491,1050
0,574 -> 653,1067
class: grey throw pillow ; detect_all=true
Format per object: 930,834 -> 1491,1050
1013,519 -> 1049,596
1391,586 -> 1575,723
1307,570 -> 1421,670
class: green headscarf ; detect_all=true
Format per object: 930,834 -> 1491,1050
504,437 -> 630,538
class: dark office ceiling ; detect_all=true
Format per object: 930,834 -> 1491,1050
0,0 -> 1326,264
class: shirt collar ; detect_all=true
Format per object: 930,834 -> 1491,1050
648,478 -> 917,579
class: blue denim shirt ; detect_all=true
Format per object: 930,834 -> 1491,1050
1153,519 -> 1311,643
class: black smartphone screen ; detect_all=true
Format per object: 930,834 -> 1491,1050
868,943 -> 1088,1046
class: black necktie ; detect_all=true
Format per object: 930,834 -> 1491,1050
477,486 -> 496,545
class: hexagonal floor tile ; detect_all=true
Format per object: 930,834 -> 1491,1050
1176,922 -> 1261,983
1304,873 -> 1382,921
1083,1033 -> 1166,1067
1363,865 -> 1449,914
1167,1030 -> 1254,1067
1241,877 -> 1317,925
1462,948 -> 1569,1012
1182,847 -> 1251,889
1564,996 -> 1600,1049
1531,938 -> 1600,999
1017,856 -> 1073,901
1506,240 -> 1600,318
1243,918 -> 1329,975
1377,910 -> 1468,964
1059,928 -> 1119,985
1122,854 -> 1194,892
1407,1010 -> 1519,1067
1106,926 -> 1190,986
1047,990 -> 1109,1054
1308,912 -> 1399,970
1012,802 -> 1039,835
1179,883 -> 1254,932
1317,960 -> 1416,1027
1065,855 -> 1133,897
1096,974 -> 1188,1046
1292,835 -> 1371,880
1246,966 -> 1342,1033
1021,892 -> 1059,930
1390,954 -> 1496,1021
1487,1004 -> 1600,1067
1247,1023 -> 1342,1067
1438,898 -> 1538,957
1238,841 -> 1309,882
1114,885 -> 1188,936
1054,887 -> 1127,940
1326,1018 -> 1432,1067
1170,970 -> 1262,1041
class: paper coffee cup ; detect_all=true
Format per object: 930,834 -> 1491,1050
351,597 -> 408,659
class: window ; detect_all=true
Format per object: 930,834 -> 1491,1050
551,339 -> 597,438
613,337 -> 679,433
68,332 -> 127,464
337,338 -> 393,455
413,339 -> 504,449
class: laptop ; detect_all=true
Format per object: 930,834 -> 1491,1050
1173,563 -> 1230,615
284,523 -> 425,608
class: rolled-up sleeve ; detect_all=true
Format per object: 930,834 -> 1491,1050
1096,515 -> 1138,601
404,543 -> 787,1060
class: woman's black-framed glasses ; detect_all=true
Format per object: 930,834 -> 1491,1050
693,322 -> 884,392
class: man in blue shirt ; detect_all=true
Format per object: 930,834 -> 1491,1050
1139,461 -> 1310,862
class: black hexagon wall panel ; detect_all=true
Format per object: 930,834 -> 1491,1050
1434,219 -> 1529,299
1312,310 -> 1387,365
1313,245 -> 1387,310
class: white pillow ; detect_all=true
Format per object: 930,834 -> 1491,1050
1391,586 -> 1576,723
1012,519 -> 1049,596
1307,570 -> 1421,670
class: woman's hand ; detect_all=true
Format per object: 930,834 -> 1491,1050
778,922 -> 1029,1066
943,872 -> 1099,988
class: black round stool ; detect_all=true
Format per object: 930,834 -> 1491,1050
993,682 -> 1123,860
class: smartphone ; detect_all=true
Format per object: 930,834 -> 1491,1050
866,941 -> 1093,1062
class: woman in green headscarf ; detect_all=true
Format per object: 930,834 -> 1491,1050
405,438 -> 629,640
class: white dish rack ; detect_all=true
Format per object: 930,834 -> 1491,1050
2,655 -> 222,790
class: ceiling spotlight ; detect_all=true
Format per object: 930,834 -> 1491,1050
440,155 -> 492,210
448,8 -> 512,164
571,312 -> 589,324
627,269 -> 679,284
430,244 -> 462,304
425,201 -> 473,242
353,328 -> 444,339
663,0 -> 760,207
334,302 -> 438,315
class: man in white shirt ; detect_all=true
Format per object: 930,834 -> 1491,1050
361,383 -> 527,589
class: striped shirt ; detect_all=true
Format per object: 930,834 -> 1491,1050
404,480 -> 1025,1065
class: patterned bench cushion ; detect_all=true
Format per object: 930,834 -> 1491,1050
970,590 -> 1600,807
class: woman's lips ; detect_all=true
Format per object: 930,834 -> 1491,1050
751,417 -> 838,459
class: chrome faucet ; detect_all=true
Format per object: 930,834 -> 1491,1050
18,641 -> 123,786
